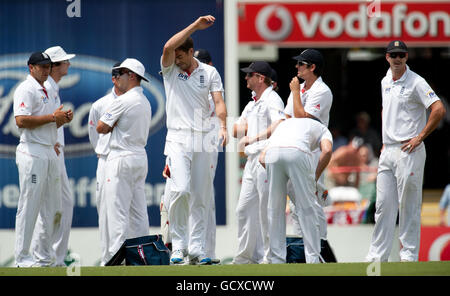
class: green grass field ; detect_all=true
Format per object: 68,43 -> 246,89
1,261 -> 449,276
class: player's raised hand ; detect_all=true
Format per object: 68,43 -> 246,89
194,15 -> 215,30
289,77 -> 300,92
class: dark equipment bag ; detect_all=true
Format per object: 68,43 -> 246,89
286,236 -> 337,263
105,235 -> 170,266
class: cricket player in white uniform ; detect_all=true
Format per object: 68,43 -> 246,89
232,61 -> 285,264
97,58 -> 152,263
14,52 -> 72,267
31,46 -> 75,267
366,41 -> 446,262
285,49 -> 332,243
88,62 -> 123,265
259,118 -> 333,264
161,15 -> 228,265
193,48 -> 220,262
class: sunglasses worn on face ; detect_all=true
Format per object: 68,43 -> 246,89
119,70 -> 130,77
297,61 -> 310,66
246,72 -> 263,78
389,52 -> 406,59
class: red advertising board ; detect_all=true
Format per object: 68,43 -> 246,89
419,226 -> 450,261
238,1 -> 450,46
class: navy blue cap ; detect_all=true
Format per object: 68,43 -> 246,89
292,49 -> 324,68
386,40 -> 408,53
240,61 -> 272,77
27,52 -> 51,65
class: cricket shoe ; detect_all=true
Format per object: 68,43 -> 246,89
189,256 -> 212,265
170,249 -> 187,265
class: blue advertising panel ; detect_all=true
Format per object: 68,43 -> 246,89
0,0 -> 225,228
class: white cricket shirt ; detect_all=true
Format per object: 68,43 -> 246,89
267,118 -> 333,154
88,87 -> 119,156
14,74 -> 58,146
381,65 -> 440,145
100,86 -> 151,155
236,86 -> 285,155
284,76 -> 333,127
161,57 -> 224,142
44,76 -> 65,147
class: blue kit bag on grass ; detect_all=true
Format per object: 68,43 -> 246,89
105,235 -> 170,266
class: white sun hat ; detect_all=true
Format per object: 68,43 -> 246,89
44,46 -> 76,62
113,58 -> 149,82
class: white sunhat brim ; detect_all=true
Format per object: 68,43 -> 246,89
51,53 -> 76,62
112,65 -> 149,82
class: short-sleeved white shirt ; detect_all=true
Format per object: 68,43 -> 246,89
267,118 -> 333,154
236,86 -> 285,155
161,57 -> 224,142
14,74 -> 58,146
44,76 -> 65,147
88,87 -> 119,156
100,86 -> 151,155
381,65 -> 440,145
284,76 -> 333,127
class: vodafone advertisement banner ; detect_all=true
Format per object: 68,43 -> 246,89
419,227 -> 450,261
238,1 -> 450,46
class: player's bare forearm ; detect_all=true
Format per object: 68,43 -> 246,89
248,119 -> 284,145
162,15 -> 215,67
15,114 -> 54,129
96,120 -> 112,134
215,102 -> 228,146
233,121 -> 247,139
402,100 -> 446,153
316,140 -> 333,181
418,100 -> 446,142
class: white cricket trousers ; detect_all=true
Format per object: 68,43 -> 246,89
103,152 -> 150,263
161,151 -> 217,258
288,149 -> 328,240
367,143 -> 426,262
95,155 -> 109,265
234,153 -> 269,264
265,147 -> 321,264
205,150 -> 218,259
165,140 -> 212,259
15,142 -> 62,267
32,148 -> 73,266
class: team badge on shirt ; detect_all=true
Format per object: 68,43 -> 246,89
199,75 -> 206,88
426,90 -> 436,98
42,96 -> 49,104
177,72 -> 189,81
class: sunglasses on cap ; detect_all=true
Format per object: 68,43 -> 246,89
389,52 -> 406,59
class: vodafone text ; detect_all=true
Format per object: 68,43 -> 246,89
176,280 -> 275,293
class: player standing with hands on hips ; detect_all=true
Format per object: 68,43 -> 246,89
161,15 -> 228,265
366,40 -> 446,262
